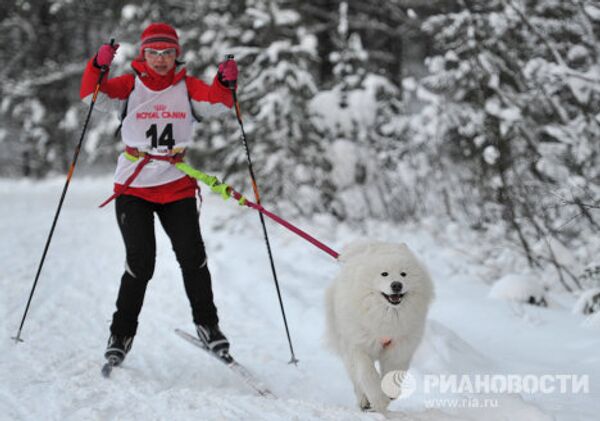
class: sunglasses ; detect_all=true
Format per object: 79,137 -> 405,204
145,48 -> 177,58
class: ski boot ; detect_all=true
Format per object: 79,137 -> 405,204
195,323 -> 230,359
104,334 -> 134,366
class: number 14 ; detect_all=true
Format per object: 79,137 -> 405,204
146,123 -> 175,149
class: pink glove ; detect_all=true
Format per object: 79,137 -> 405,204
96,43 -> 119,68
218,59 -> 238,85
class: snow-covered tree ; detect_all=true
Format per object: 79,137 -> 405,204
414,0 -> 600,290
0,0 -> 130,176
307,2 -> 406,222
196,0 -> 327,216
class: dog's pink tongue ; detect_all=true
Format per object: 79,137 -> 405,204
380,336 -> 393,348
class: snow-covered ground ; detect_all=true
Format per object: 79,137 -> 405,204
1,177 -> 598,420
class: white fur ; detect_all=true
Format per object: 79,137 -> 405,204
325,241 -> 434,414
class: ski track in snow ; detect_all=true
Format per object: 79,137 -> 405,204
1,177 -> 598,420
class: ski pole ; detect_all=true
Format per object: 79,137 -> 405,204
225,54 -> 299,365
13,39 -> 115,343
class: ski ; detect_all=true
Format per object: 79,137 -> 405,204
174,328 -> 275,398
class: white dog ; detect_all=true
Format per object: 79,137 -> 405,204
325,242 -> 434,413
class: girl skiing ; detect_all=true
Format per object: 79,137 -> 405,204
80,23 -> 238,366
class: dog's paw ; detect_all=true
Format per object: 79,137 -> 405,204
359,394 -> 372,411
370,394 -> 392,414
358,393 -> 391,414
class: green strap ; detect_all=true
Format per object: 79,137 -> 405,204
174,162 -> 219,187
124,151 -> 138,162
122,153 -> 246,204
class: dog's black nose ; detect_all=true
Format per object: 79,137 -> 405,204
391,281 -> 403,293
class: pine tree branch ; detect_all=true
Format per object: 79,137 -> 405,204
573,0 -> 600,61
502,0 -> 567,67
0,16 -> 36,80
559,69 -> 600,84
298,3 -> 338,23
2,62 -> 86,97
562,200 -> 600,210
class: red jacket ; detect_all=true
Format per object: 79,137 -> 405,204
80,58 -> 233,204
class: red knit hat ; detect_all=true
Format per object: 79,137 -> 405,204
140,23 -> 181,57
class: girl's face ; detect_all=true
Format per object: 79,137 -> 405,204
144,48 -> 177,75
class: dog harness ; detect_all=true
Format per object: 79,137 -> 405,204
380,336 -> 393,349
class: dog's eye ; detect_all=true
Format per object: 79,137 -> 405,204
400,272 -> 407,277
381,272 -> 389,277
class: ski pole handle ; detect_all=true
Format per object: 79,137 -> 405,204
92,38 -> 115,101
100,38 -> 116,70
223,54 -> 236,90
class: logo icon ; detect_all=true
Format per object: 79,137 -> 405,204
154,104 -> 167,111
381,370 -> 417,399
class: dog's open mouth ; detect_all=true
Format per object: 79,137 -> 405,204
381,292 -> 405,305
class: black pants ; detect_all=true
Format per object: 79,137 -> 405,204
110,195 -> 218,337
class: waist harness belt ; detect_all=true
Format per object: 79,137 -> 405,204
99,146 -> 218,207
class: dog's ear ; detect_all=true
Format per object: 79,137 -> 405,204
393,242 -> 417,259
397,242 -> 411,252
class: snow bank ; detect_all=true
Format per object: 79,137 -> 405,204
1,177 -> 598,420
573,288 -> 600,315
489,274 -> 547,306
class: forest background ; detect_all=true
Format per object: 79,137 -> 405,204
1,0 -> 599,297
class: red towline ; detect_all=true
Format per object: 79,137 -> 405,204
229,188 -> 340,260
